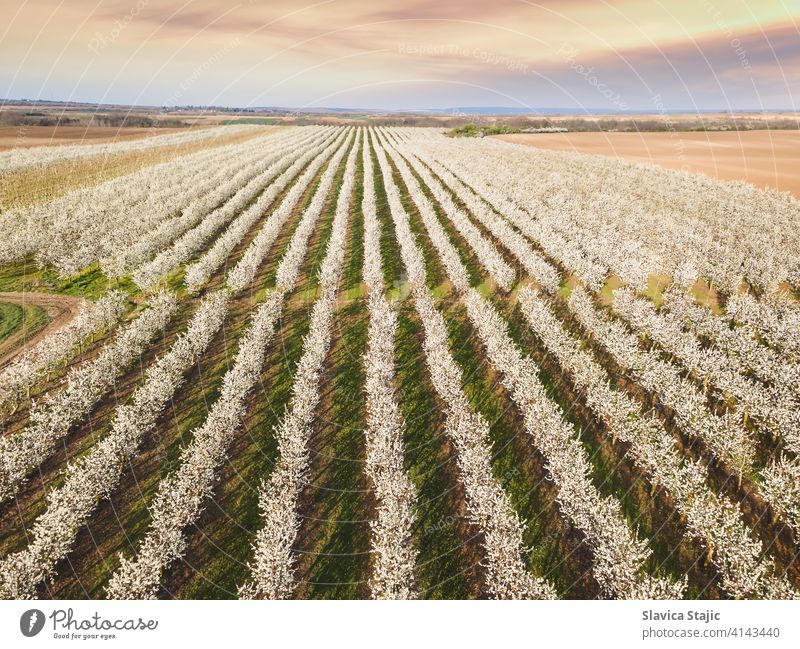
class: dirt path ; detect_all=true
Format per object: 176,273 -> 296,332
0,291 -> 90,368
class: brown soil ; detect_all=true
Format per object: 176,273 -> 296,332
0,291 -> 89,368
0,126 -> 192,152
495,130 -> 800,199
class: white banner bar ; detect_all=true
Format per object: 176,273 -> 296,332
1,600 -> 798,649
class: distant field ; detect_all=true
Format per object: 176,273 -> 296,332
220,118 -> 281,125
0,126 -> 192,151
496,130 -> 800,198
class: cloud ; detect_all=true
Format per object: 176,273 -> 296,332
3,0 -> 798,109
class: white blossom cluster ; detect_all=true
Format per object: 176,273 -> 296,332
663,288 -> 800,397
382,135 -> 516,291
462,289 -> 682,599
0,124 -> 258,173
725,293 -> 800,531
132,130 -> 329,288
69,131 -> 355,599
726,293 -> 800,361
404,128 -> 800,572
101,137 -> 280,276
94,131 -> 306,277
0,292 -> 178,503
567,287 -> 754,477
106,127 -> 324,277
405,135 -> 606,289
1,125 -> 797,599
568,287 -> 800,546
0,291 -> 229,598
105,291 -> 284,599
238,297 -> 335,600
374,132 -> 556,599
239,133 -> 360,599
273,131 -> 356,291
360,131 -> 418,599
226,129 -> 351,293
518,287 -> 796,599
104,130 -> 357,600
762,458 -> 800,534
0,129 -> 285,274
407,129 -> 800,294
472,169 -> 606,287
0,291 -> 126,409
184,128 -> 340,292
374,129 -> 681,599
416,149 -> 560,293
613,289 -> 800,451
415,127 -> 800,592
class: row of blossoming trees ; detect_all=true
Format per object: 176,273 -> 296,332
0,123 -> 798,599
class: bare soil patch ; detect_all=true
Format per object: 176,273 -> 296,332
0,126 -> 192,152
496,130 -> 800,199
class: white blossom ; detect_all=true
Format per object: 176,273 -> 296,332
401,128 -> 800,294
0,291 -> 229,599
375,128 -> 680,599
382,137 -> 516,291
0,124 -> 258,174
567,286 -> 755,478
374,130 -> 557,600
0,291 -> 126,409
183,128 -> 338,292
132,130 -> 332,288
0,292 -> 178,503
519,286 -> 796,599
0,127 -> 284,274
663,287 -> 800,397
239,131 -> 360,599
360,130 -> 418,599
106,291 -> 283,599
1,125 -> 797,601
226,129 -> 351,293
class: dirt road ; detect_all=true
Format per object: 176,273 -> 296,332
0,292 -> 90,368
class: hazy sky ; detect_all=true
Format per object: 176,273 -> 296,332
2,0 -> 799,111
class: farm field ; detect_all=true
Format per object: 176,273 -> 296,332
0,126 -> 196,152
0,124 -> 799,601
496,130 -> 800,198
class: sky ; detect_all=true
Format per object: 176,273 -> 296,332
1,0 -> 799,112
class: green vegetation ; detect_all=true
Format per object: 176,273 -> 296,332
0,301 -> 49,348
0,302 -> 25,344
300,300 -> 370,598
220,117 -> 281,125
299,143 -> 369,599
446,123 -> 521,138
0,258 -> 138,301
